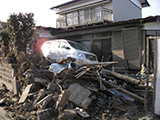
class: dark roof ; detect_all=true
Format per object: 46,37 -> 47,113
139,0 -> 150,7
36,26 -> 63,31
50,0 -> 150,10
50,0 -> 80,10
51,16 -> 160,34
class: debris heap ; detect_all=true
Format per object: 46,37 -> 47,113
0,56 -> 157,120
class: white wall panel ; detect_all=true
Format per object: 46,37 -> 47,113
155,38 -> 160,115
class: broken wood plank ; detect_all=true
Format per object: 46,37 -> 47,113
114,105 -> 126,112
18,84 -> 33,104
58,109 -> 77,120
33,89 -> 46,105
101,69 -> 140,85
75,67 -> 91,79
37,94 -> 53,109
102,80 -> 144,103
79,61 -> 118,67
55,90 -> 70,109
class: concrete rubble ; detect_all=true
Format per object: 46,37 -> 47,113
0,56 -> 159,120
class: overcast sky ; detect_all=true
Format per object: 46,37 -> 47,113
0,0 -> 159,28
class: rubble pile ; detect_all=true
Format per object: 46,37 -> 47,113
0,56 -> 158,120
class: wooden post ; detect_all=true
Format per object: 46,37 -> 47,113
101,69 -> 140,85
144,37 -> 149,112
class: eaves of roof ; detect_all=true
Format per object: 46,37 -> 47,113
35,26 -> 63,31
50,0 -> 80,10
51,16 -> 159,35
50,0 -> 150,10
139,0 -> 150,7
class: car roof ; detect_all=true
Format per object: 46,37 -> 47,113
47,39 -> 78,44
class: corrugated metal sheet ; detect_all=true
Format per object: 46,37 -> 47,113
112,31 -> 125,68
122,27 -> 140,69
112,27 -> 140,69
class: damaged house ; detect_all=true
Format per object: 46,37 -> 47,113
47,0 -> 160,72
1,0 -> 160,119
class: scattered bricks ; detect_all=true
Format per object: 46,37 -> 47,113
37,108 -> 52,120
37,94 -> 53,109
55,90 -> 70,109
58,109 -> 77,120
18,84 -> 33,104
68,83 -> 92,109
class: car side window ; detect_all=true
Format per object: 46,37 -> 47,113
59,41 -> 69,48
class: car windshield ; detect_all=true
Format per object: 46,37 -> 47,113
68,41 -> 89,52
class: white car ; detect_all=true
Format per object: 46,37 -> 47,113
41,39 -> 98,63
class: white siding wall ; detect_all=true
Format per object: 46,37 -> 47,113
143,22 -> 160,30
130,0 -> 142,8
112,0 -> 142,22
155,38 -> 160,115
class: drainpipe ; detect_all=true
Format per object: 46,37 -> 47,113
102,0 -> 104,23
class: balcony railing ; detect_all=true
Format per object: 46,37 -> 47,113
56,8 -> 113,28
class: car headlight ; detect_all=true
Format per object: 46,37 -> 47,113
76,52 -> 85,58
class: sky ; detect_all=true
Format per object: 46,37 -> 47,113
0,0 -> 159,28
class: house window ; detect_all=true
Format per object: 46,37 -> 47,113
79,10 -> 85,24
66,13 -> 72,26
85,9 -> 91,22
95,6 -> 102,21
73,12 -> 78,25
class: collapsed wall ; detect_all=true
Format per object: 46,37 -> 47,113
0,57 -> 18,94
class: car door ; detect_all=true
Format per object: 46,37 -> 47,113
59,41 -> 71,59
49,41 -> 59,61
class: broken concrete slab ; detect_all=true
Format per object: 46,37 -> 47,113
68,83 -> 92,109
18,84 -> 33,104
55,90 -> 70,109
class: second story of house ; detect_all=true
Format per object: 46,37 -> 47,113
50,0 -> 150,28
